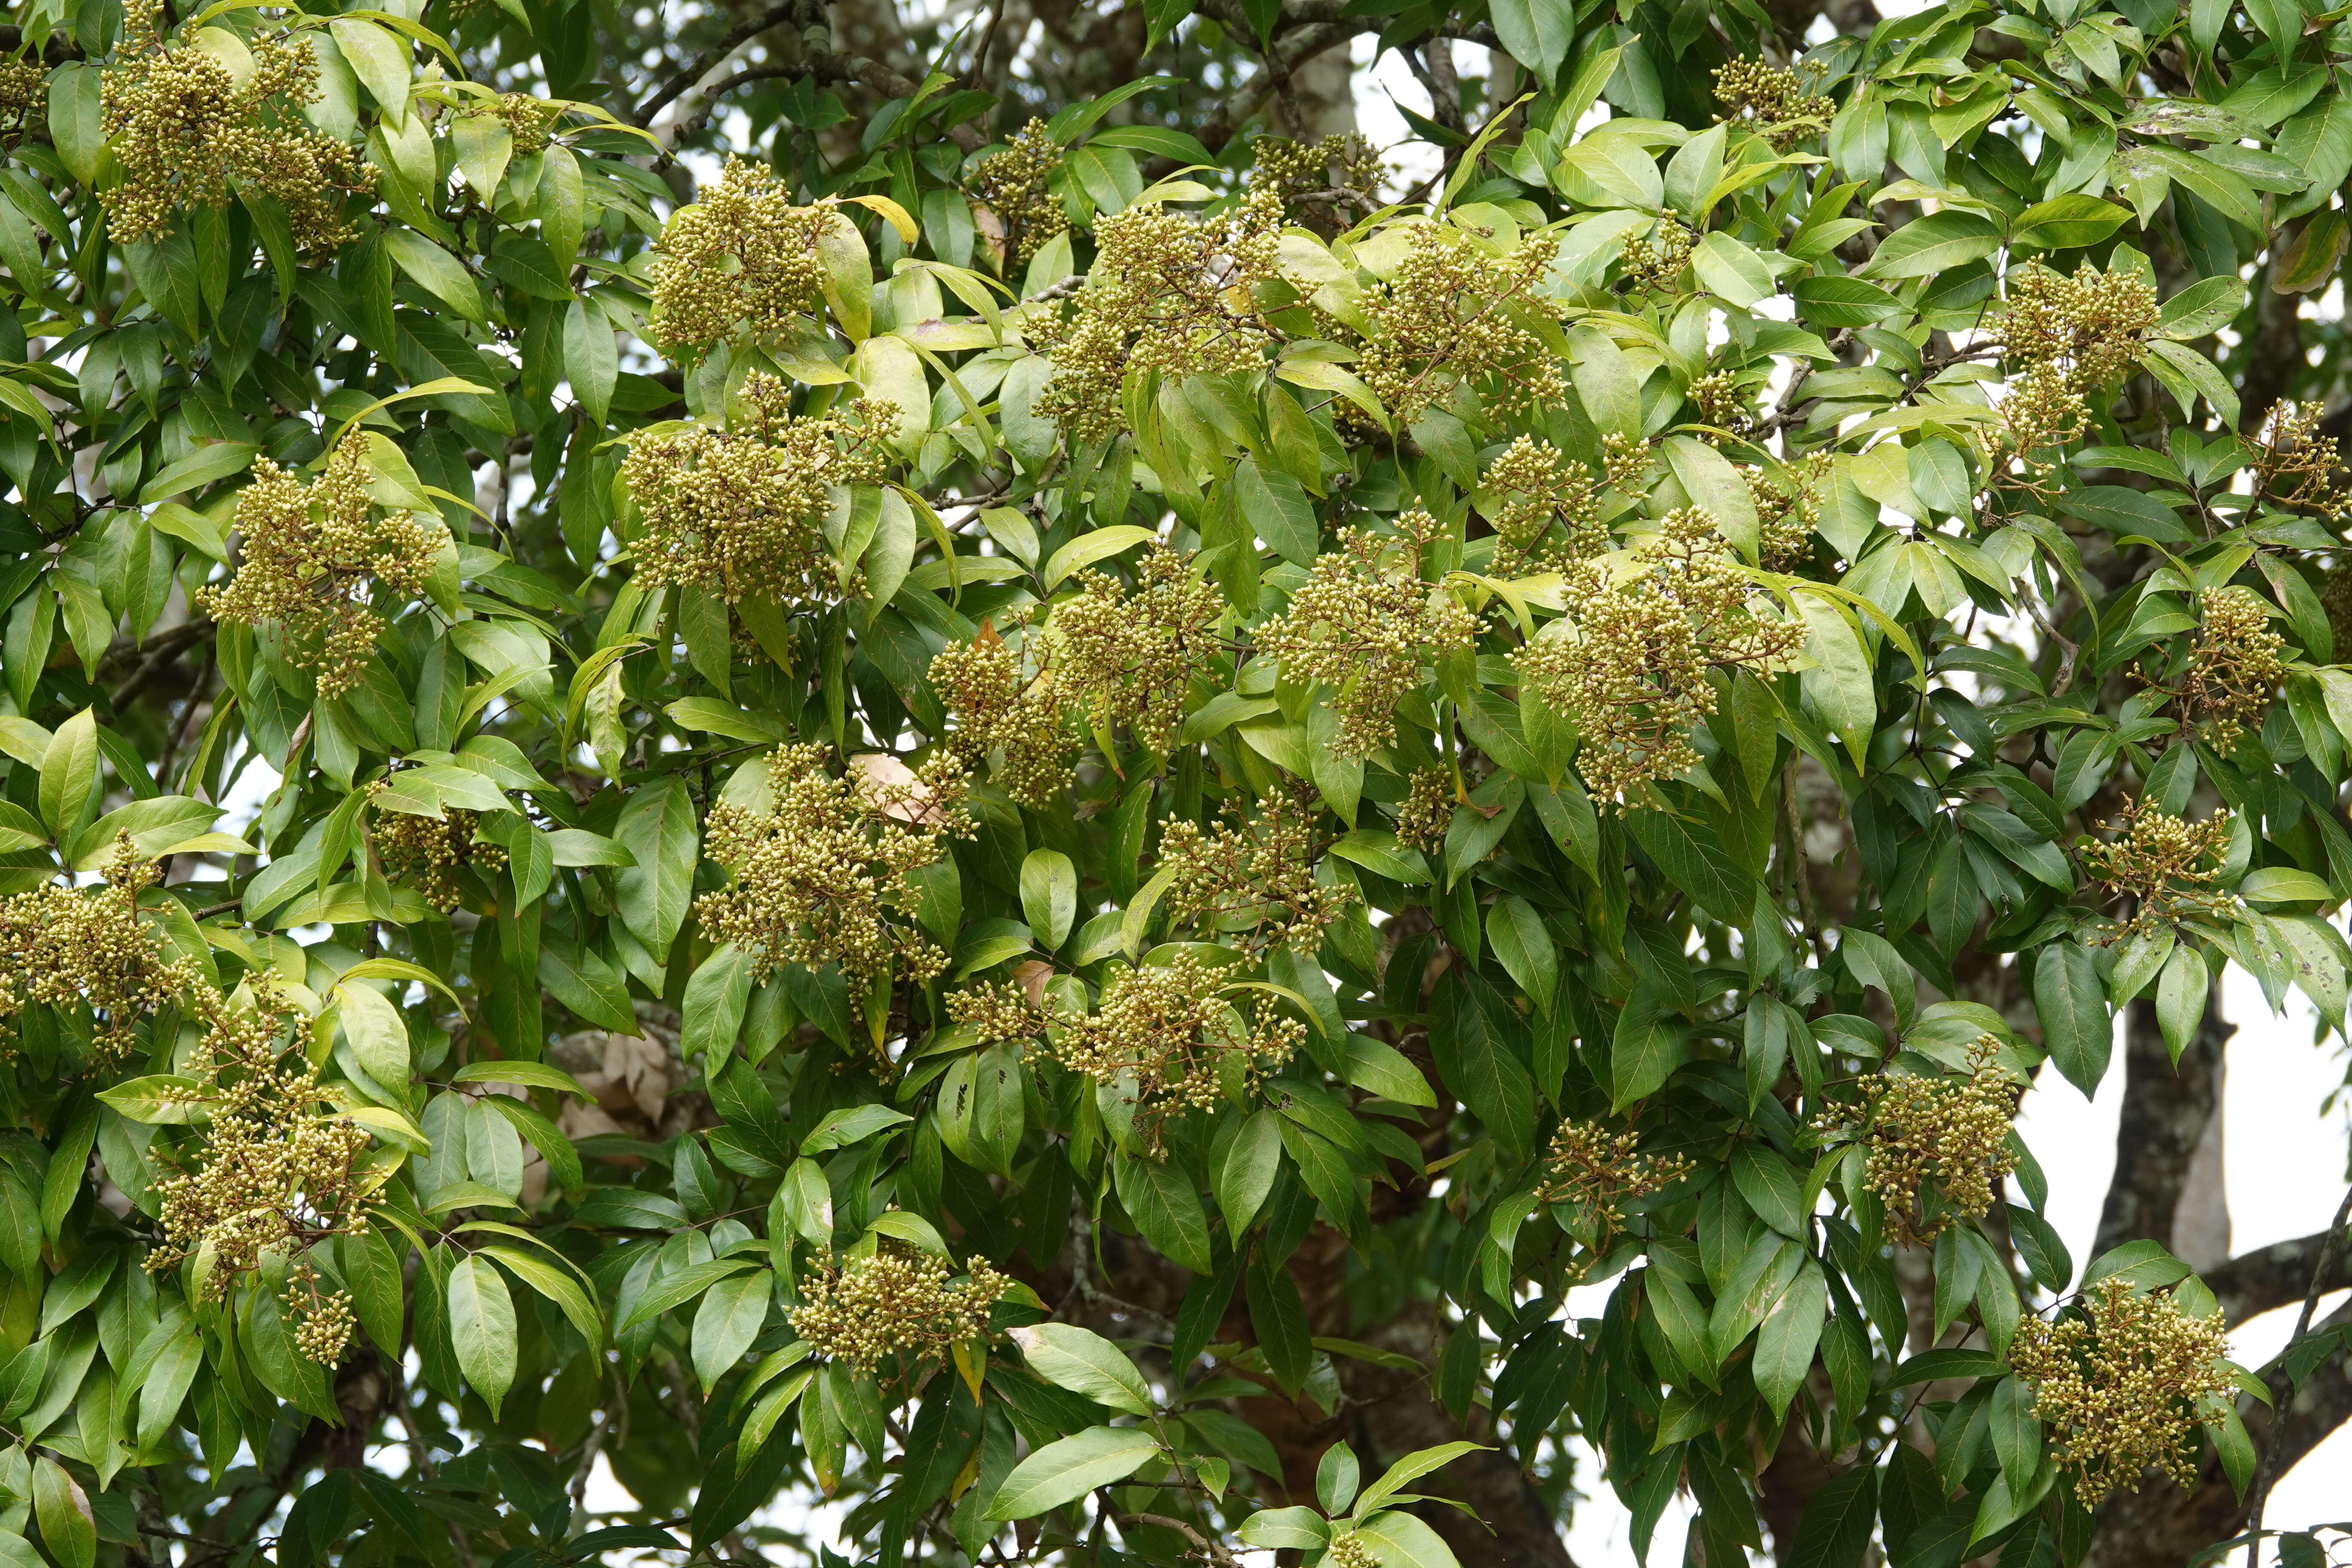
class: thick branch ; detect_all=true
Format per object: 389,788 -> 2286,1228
2093,986 -> 2232,1263
2206,1231 -> 2352,1326
1192,20 -> 1372,154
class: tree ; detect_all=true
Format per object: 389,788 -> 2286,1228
3,0 -> 2352,1562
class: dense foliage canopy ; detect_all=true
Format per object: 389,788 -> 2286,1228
3,0 -> 2352,1564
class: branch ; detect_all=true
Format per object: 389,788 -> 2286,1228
630,1 -> 801,127
2245,1185 -> 2352,1565
2203,1229 -> 2352,1326
1191,19 -> 1372,154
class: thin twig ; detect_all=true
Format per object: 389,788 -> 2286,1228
2244,1182 -> 2352,1567
631,1 -> 799,126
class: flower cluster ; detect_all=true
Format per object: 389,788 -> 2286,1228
1483,437 -> 1607,576
1814,1035 -> 2018,1243
481,91 -> 561,153
1393,766 -> 1455,852
1047,548 -> 1223,753
369,786 -> 509,910
195,435 -> 439,699
1620,217 -> 1694,293
1511,506 -> 1807,809
1712,59 -> 1834,147
1031,190 -> 1286,442
100,2 -> 371,248
647,160 -> 836,359
1047,952 -> 1302,1149
790,1246 -> 1007,1377
932,549 -> 1222,802
0,840 -> 203,1060
621,373 -> 893,605
1251,132 -> 1386,231
2080,800 -> 2234,937
1748,454 -> 1831,572
1255,512 -> 1482,755
2253,401 -> 2352,524
2001,261 -> 2159,391
1535,1119 -> 1695,1240
2177,585 -> 2285,742
148,979 -> 374,1325
1357,224 -> 1568,424
2009,1280 -> 2236,1501
282,1256 -> 358,1366
696,745 -> 969,993
0,57 -> 43,135
1158,790 -> 1354,954
929,622 -> 1072,806
1685,370 -> 1753,435
969,119 -> 1068,263
1324,1533 -> 1379,1568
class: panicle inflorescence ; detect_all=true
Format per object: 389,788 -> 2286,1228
1255,511 -> 1482,756
1393,766 -> 1456,852
2253,401 -> 2352,523
621,372 -> 893,605
0,57 -> 44,134
1814,1035 -> 2018,1243
1323,1533 -> 1379,1568
1535,1119 -> 1695,1240
195,434 -> 438,699
283,1257 -> 358,1366
1158,790 -> 1354,954
481,91 -> 560,153
1031,190 -> 1286,442
929,621 -> 1072,806
1511,506 -> 1807,809
999,951 -> 1304,1150
148,976 -> 374,1338
2009,1280 -> 2235,1501
368,783 -> 509,910
969,119 -> 1069,263
2176,584 -> 2285,743
1046,548 -> 1224,753
648,160 -> 835,359
790,1246 -> 1007,1377
1748,453 -> 1832,571
101,2 -> 371,248
2080,799 -> 2233,937
1358,225 -> 1568,425
1483,437 -> 1608,575
0,840 -> 205,1060
1250,132 -> 1386,230
2001,261 -> 2159,391
696,744 -> 970,993
1711,59 -> 1834,147
932,548 -> 1223,803
1685,369 -> 1753,435
1620,216 -> 1694,293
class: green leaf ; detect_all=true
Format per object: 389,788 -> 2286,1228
984,1426 -> 1161,1519
1246,1248 -> 1312,1394
801,1102 -> 913,1155
1487,0 -> 1572,80
33,1457 -> 94,1568
1786,1464 -> 1876,1568
335,982 -> 411,1090
2009,193 -> 2131,250
1485,894 -> 1558,1014
1112,1150 -> 1213,1274
615,774 -> 699,956
383,229 -> 487,323
1752,1262 -> 1826,1418
446,1256 -> 518,1418
1019,848 -> 1079,950
37,707 -> 97,841
1351,1512 -> 1464,1568
1859,210 -> 2002,278
1214,1109 -> 1283,1233
1042,525 -> 1156,589
2035,940 -> 2113,1096
1008,1323 -> 1154,1415
691,1269 -> 773,1393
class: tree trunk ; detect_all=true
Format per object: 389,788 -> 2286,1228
2094,983 -> 2233,1264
